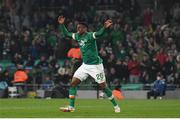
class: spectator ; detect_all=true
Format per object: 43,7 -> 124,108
67,42 -> 81,60
57,60 -> 72,86
0,32 -> 5,59
128,53 -> 141,83
115,42 -> 127,60
155,48 -> 168,67
115,59 -> 129,84
48,55 -> 59,72
143,8 -> 153,27
173,73 -> 180,87
111,25 -> 124,45
36,55 -> 49,68
12,53 -> 24,66
149,57 -> 161,82
10,36 -> 21,58
162,56 -> 175,83
0,79 -> 8,98
107,53 -> 116,68
140,55 -> 152,84
25,54 -> 35,67
21,30 -> 31,58
1,69 -> 12,86
0,70 -> 10,98
42,75 -> 54,90
13,64 -> 28,83
147,73 -> 167,99
12,64 -> 28,97
107,67 -> 119,87
99,43 -> 108,66
67,41 -> 82,72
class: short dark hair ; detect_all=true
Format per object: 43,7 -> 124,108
78,22 -> 88,28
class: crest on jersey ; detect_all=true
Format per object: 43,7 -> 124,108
79,39 -> 87,47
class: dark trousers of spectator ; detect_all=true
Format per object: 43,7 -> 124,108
73,60 -> 82,72
147,90 -> 160,99
14,83 -> 26,97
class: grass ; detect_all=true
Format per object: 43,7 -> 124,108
0,99 -> 180,118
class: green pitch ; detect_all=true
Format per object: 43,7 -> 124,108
0,99 -> 180,118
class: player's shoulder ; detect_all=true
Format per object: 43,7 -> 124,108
88,31 -> 96,39
87,32 -> 97,40
87,32 -> 95,38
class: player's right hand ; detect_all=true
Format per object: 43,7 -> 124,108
58,16 -> 65,24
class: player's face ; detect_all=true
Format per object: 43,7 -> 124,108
77,24 -> 87,35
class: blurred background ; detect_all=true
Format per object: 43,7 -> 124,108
0,0 -> 180,99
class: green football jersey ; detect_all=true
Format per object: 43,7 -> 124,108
60,24 -> 106,65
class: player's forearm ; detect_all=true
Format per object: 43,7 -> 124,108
95,27 -> 106,38
59,24 -> 72,38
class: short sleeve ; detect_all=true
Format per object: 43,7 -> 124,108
92,32 -> 96,39
72,33 -> 76,40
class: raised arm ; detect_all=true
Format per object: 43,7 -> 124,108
93,19 -> 113,39
58,16 -> 73,38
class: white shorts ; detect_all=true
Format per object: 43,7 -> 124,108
73,63 -> 106,84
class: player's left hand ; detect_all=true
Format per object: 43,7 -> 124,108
104,19 -> 113,28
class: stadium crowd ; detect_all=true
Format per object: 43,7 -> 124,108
0,0 -> 180,90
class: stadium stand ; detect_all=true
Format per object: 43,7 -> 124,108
0,0 -> 180,98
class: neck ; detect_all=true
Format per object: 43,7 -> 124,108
78,31 -> 87,35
